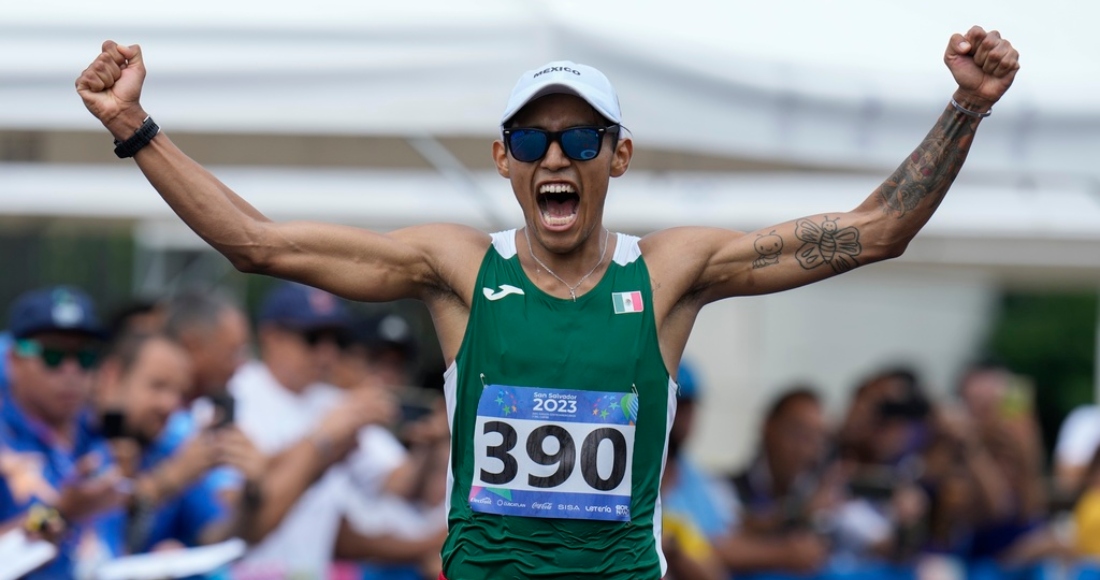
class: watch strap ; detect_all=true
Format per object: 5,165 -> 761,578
113,116 -> 160,158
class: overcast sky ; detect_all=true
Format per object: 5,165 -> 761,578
4,0 -> 1096,137
10,0 -> 1093,81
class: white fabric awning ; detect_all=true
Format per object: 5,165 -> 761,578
4,162 -> 1100,271
2,0 -> 1096,180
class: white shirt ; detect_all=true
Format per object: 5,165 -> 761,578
343,492 -> 447,540
1055,404 -> 1100,467
228,361 -> 406,579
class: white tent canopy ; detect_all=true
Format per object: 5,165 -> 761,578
5,162 -> 1100,276
2,0 -> 1099,265
3,0 -> 1097,180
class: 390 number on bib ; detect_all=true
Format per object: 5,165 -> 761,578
468,385 -> 637,522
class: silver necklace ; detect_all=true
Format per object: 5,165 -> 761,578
524,226 -> 610,301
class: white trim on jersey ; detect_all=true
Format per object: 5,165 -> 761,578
490,230 -> 518,259
493,229 -> 641,266
612,233 -> 642,266
443,361 -> 459,522
654,376 -> 678,578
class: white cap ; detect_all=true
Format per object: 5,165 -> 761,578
500,61 -> 622,126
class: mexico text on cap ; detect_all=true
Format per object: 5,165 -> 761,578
500,61 -> 622,126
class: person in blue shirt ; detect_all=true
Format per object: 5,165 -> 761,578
0,331 -> 11,398
93,331 -> 266,554
0,285 -> 127,579
660,361 -> 732,580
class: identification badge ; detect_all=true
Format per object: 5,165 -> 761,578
469,385 -> 638,522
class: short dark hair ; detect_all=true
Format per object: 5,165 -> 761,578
107,299 -> 163,341
853,364 -> 924,400
955,355 -> 1013,393
164,290 -> 240,340
764,386 -> 821,424
108,332 -> 180,378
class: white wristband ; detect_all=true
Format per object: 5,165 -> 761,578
950,97 -> 991,119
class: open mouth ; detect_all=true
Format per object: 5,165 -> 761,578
537,183 -> 580,228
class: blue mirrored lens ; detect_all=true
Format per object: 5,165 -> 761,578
561,128 -> 601,160
508,130 -> 549,162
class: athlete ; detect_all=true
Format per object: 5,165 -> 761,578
76,26 -> 1018,579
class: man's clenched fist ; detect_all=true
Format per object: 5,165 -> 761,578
76,40 -> 148,139
944,25 -> 1020,110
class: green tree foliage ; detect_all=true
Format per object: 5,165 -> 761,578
987,292 -> 1097,458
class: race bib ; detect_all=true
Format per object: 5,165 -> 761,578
469,385 -> 638,522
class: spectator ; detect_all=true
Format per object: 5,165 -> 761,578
228,281 -> 404,577
161,289 -> 255,520
957,360 -> 1044,486
919,412 -> 989,557
106,299 -> 166,341
1055,404 -> 1100,499
1073,446 -> 1100,558
838,366 -> 932,471
659,361 -> 729,580
93,332 -> 265,554
163,290 -> 251,406
332,315 -> 378,392
334,312 -> 450,579
954,362 -> 1053,566
0,331 -> 11,395
837,368 -> 937,560
332,312 -> 418,393
717,387 -> 830,576
0,286 -> 125,578
363,313 -> 420,391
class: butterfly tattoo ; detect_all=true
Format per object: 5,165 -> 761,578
794,216 -> 862,273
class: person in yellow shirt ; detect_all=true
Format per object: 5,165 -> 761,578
1073,449 -> 1100,557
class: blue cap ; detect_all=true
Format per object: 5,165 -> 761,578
258,282 -> 351,331
676,360 -> 700,401
355,313 -> 418,357
7,286 -> 105,340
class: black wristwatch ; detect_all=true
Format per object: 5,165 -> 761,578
113,116 -> 160,158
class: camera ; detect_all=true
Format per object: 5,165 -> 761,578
209,393 -> 236,429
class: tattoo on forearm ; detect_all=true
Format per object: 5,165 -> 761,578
752,230 -> 784,269
877,107 -> 979,217
795,216 -> 862,273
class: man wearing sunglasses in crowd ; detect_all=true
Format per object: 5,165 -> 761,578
78,26 -> 1019,579
0,286 -> 127,578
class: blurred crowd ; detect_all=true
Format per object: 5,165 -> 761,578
662,364 -> 1100,580
3,283 -> 1100,579
0,283 -> 448,580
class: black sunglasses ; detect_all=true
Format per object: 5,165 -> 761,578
14,339 -> 101,371
503,125 -> 618,163
301,329 -> 353,350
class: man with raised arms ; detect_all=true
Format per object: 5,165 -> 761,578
76,27 -> 1018,579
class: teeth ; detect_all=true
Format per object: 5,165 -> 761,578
541,211 -> 576,226
539,183 -> 576,194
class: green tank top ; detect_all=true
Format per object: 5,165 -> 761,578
441,230 -> 675,579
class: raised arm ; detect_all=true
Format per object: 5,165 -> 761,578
647,26 -> 1019,306
75,41 -> 487,304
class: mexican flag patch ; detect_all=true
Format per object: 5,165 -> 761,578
612,291 -> 644,314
